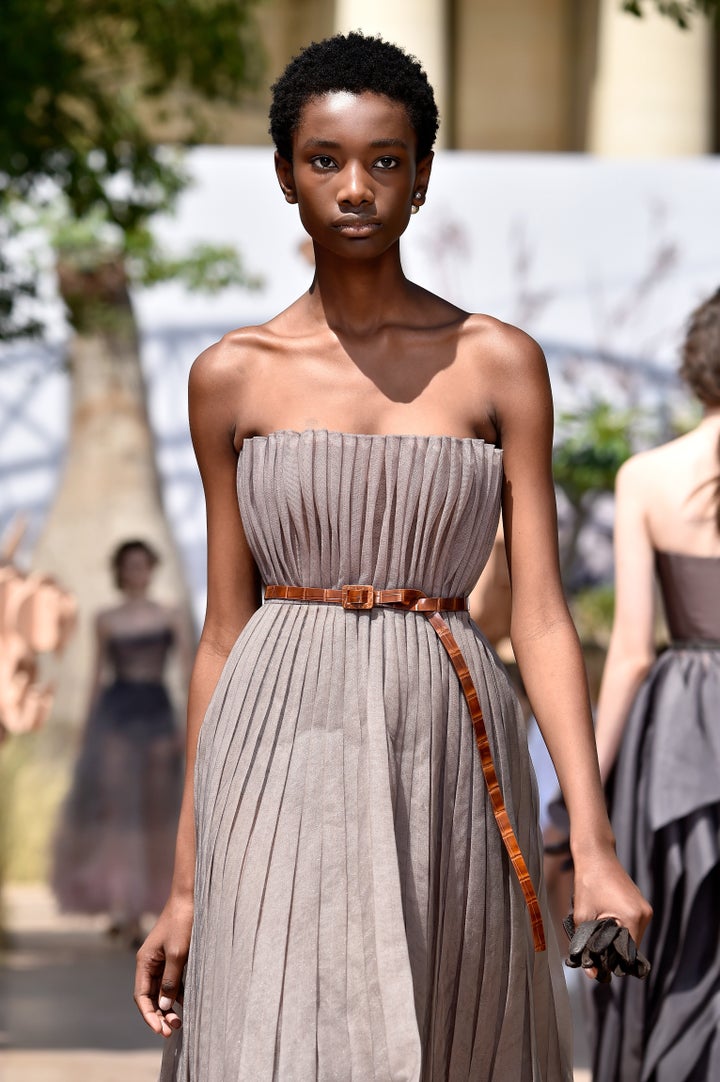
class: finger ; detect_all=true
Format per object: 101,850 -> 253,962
135,982 -> 181,1038
157,955 -> 185,1017
157,1001 -> 183,1038
158,981 -> 180,1014
159,1011 -> 180,1038
134,943 -> 165,1033
133,991 -> 164,1038
153,987 -> 183,1037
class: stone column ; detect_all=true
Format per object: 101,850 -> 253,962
588,0 -> 713,154
453,0 -> 570,150
334,0 -> 448,146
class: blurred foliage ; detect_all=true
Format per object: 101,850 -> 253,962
0,0 -> 263,223
0,216 -> 45,341
0,0 -> 264,337
570,584 -> 616,646
622,0 -> 720,26
553,400 -> 639,581
554,401 -> 636,509
50,203 -> 262,294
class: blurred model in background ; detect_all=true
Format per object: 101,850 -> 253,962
589,288 -> 720,1081
52,539 -> 190,948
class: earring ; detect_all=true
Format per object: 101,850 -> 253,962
411,191 -> 423,214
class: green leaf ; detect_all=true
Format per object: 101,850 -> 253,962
553,400 -> 637,505
0,0 -> 265,338
620,0 -> 720,27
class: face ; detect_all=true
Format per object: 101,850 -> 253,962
275,91 -> 433,258
117,548 -> 155,593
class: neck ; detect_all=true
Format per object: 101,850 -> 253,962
307,243 -> 414,337
122,589 -> 148,602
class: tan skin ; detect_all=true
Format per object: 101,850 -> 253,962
135,89 -> 651,1037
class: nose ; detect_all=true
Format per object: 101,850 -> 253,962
336,163 -> 374,207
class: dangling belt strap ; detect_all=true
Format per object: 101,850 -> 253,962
264,583 -> 546,952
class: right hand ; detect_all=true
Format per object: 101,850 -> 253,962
134,894 -> 194,1037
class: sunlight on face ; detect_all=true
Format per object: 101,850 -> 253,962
295,91 -> 418,162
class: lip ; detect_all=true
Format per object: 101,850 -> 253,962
332,217 -> 382,236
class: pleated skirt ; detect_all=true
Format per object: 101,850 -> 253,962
160,601 -> 571,1081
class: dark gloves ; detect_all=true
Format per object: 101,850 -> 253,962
563,915 -> 651,984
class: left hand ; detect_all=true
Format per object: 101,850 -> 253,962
570,844 -> 652,978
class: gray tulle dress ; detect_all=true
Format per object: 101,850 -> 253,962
591,550 -> 720,1082
161,430 -> 571,1082
53,628 -> 182,917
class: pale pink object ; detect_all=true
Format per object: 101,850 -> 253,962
0,519 -> 77,737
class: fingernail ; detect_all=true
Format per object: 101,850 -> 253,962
159,995 -> 174,1011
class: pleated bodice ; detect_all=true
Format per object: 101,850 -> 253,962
238,430 -> 504,595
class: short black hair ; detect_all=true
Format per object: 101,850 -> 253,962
269,32 -> 439,162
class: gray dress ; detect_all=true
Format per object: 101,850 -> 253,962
53,628 -> 182,917
161,430 -> 571,1081
591,550 -> 720,1082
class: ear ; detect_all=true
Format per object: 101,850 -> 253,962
275,152 -> 297,204
413,151 -> 434,204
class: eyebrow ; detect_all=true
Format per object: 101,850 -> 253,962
300,138 -> 409,151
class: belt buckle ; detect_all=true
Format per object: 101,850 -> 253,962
341,584 -> 374,610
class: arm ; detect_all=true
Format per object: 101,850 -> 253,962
135,341 -> 262,1036
593,458 -> 656,782
491,328 -> 651,947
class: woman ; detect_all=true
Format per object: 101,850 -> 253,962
135,33 -> 650,1081
589,289 -> 720,1081
53,539 -> 188,948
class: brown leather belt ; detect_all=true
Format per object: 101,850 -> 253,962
265,583 -> 546,953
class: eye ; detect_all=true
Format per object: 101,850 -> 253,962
374,156 -> 399,170
310,155 -> 336,170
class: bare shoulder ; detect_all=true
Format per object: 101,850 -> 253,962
189,306 -> 309,399
188,325 -> 290,447
189,326 -> 266,398
454,314 -> 550,443
616,435 -> 688,499
458,313 -> 547,379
